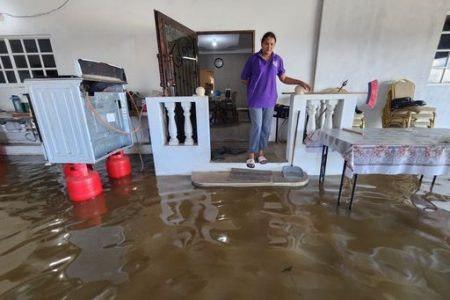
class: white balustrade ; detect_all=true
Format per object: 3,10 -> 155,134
164,102 -> 179,146
146,93 -> 359,176
147,95 -> 211,175
305,99 -> 340,142
162,100 -> 196,146
181,102 -> 194,145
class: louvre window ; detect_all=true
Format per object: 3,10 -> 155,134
429,15 -> 450,83
0,37 -> 58,84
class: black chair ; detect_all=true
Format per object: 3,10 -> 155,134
224,89 -> 231,99
223,91 -> 238,122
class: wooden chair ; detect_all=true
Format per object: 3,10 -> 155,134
353,112 -> 365,128
382,79 -> 436,128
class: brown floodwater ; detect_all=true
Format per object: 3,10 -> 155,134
0,155 -> 449,299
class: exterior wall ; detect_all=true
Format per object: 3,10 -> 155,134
315,0 -> 450,128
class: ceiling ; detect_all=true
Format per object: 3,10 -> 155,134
198,33 -> 253,54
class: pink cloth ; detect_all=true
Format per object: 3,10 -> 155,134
366,80 -> 378,109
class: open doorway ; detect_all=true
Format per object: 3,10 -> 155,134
197,31 -> 255,161
197,31 -> 287,163
153,11 -> 288,165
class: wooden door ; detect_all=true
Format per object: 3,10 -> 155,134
154,10 -> 199,96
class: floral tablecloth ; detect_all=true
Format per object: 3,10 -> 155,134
311,128 -> 450,177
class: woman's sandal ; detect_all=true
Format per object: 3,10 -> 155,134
257,155 -> 268,164
246,158 -> 255,168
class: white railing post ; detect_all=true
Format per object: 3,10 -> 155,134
164,102 -> 179,145
306,101 -> 318,135
324,100 -> 338,129
318,100 -> 326,129
181,101 -> 194,145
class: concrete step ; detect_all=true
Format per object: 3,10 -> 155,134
191,168 -> 309,188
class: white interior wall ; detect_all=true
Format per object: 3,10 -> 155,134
198,53 -> 250,107
0,0 -> 320,111
315,0 -> 450,128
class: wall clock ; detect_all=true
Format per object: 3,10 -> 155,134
214,57 -> 224,68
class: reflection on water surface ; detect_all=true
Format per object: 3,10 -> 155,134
0,155 -> 449,299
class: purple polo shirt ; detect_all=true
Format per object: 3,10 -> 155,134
240,50 -> 285,108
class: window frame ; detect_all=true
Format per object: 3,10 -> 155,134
0,35 -> 58,86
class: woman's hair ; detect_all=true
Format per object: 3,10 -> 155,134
261,32 -> 276,43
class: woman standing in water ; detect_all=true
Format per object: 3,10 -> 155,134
241,31 -> 311,168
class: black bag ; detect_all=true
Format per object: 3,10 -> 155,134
412,100 -> 427,106
391,97 -> 426,109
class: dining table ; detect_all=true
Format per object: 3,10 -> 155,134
311,128 -> 450,209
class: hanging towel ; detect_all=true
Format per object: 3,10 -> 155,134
366,80 -> 378,109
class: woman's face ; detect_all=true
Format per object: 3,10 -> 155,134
261,37 -> 276,56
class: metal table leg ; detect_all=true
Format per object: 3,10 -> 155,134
319,145 -> 328,184
348,174 -> 358,210
337,161 -> 347,206
419,175 -> 424,189
419,175 -> 437,192
430,175 -> 437,191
